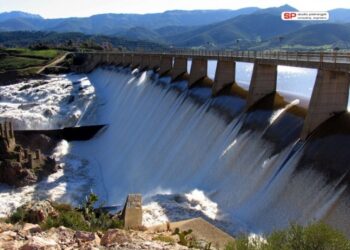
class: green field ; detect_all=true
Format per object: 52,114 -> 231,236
0,56 -> 46,71
4,48 -> 60,60
0,48 -> 64,84
0,48 -> 63,72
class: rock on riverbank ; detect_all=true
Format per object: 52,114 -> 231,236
0,222 -> 193,249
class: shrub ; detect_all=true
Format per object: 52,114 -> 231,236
7,207 -> 26,224
52,202 -> 73,212
8,192 -> 123,232
42,210 -> 89,231
152,235 -> 176,245
235,222 -> 350,250
267,223 -> 350,250
77,192 -> 123,231
173,227 -> 193,246
225,241 -> 236,250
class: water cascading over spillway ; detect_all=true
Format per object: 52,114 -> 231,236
67,66 -> 350,236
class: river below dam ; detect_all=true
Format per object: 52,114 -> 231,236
0,63 -> 349,237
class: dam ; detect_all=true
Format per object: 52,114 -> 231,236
73,50 -> 350,140
0,50 -> 350,237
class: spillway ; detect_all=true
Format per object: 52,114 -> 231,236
72,66 -> 349,236
0,65 -> 349,237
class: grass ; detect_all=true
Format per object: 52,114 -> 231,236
0,48 -> 64,84
0,47 -> 64,74
4,48 -> 61,60
0,56 -> 46,72
152,235 -> 176,245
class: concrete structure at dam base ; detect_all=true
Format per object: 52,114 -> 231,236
69,51 -> 350,141
121,194 -> 143,230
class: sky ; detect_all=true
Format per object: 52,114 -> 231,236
0,0 -> 349,18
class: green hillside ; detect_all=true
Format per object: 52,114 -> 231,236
163,13 -> 302,48
0,31 -> 168,50
272,23 -> 350,48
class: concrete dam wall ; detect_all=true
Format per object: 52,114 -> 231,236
60,60 -> 350,237
70,51 -> 350,141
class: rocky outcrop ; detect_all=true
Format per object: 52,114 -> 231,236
0,222 -> 193,250
21,200 -> 58,224
0,121 -> 57,187
15,133 -> 57,155
0,160 -> 38,186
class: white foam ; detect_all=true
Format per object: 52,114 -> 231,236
0,74 -> 95,129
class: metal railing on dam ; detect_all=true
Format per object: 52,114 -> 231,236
122,50 -> 350,72
70,50 -> 350,140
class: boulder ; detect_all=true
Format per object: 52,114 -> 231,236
20,236 -> 59,250
100,229 -> 131,247
0,222 -> 14,233
0,230 -> 17,241
22,223 -> 42,234
0,240 -> 22,249
74,231 -> 100,245
22,200 -> 57,224
46,226 -> 75,247
0,160 -> 37,187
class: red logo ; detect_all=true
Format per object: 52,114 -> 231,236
283,12 -> 297,19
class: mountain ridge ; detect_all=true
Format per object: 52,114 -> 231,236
1,6 -> 350,49
0,7 -> 260,33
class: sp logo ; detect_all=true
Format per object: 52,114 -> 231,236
282,12 -> 297,20
282,11 -> 329,21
